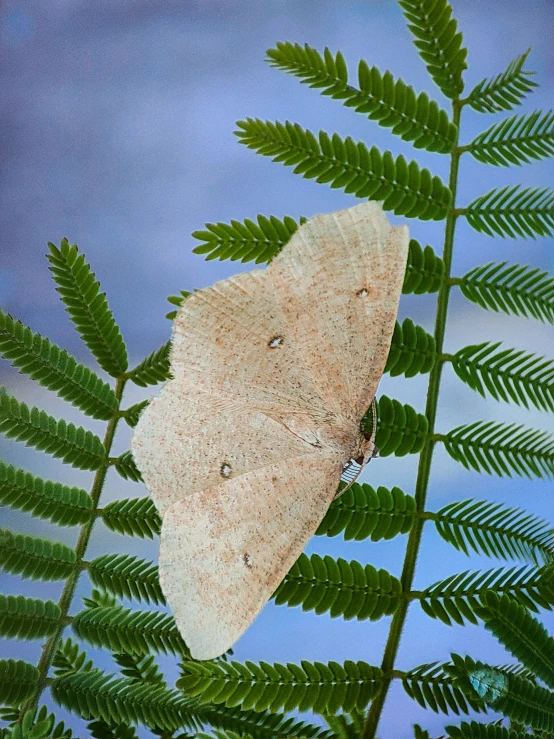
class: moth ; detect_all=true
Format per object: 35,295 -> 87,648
132,201 -> 408,659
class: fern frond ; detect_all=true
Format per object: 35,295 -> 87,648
445,720 -> 537,738
112,653 -> 166,688
452,342 -> 554,412
432,498 -> 554,566
199,703 -> 333,739
418,565 -> 554,626
273,553 -> 402,621
316,483 -> 416,542
0,529 -> 76,582
46,239 -> 128,376
443,421 -> 554,479
468,668 -> 554,732
266,42 -> 457,153
193,215 -> 304,264
100,497 -> 160,539
467,49 -> 537,114
51,669 -> 199,732
235,119 -> 451,220
373,395 -> 428,456
0,392 -> 105,471
72,604 -> 185,656
0,461 -> 93,527
126,343 -> 170,388
0,659 -> 39,704
402,661 -> 484,715
402,240 -> 445,294
464,185 -> 554,239
0,594 -> 61,641
0,311 -> 118,420
87,719 -> 139,739
112,451 -> 142,482
53,637 -> 94,677
83,589 -> 117,610
397,0 -> 467,99
88,553 -> 164,605
468,110 -> 554,167
385,318 -> 436,377
178,659 -> 384,714
459,261 -> 554,324
476,592 -> 554,689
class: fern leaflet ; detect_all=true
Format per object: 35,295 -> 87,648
385,318 -> 436,377
47,239 -> 128,376
0,659 -> 39,704
467,49 -> 537,114
235,118 -> 451,220
452,342 -> 554,412
100,497 -> 161,539
374,395 -> 428,456
467,110 -> 554,167
464,185 -> 554,239
0,529 -> 76,582
0,594 -> 61,641
87,553 -> 165,605
266,42 -> 457,153
126,343 -> 171,387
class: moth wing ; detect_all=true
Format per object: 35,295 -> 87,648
131,386 -> 316,516
159,453 -> 343,660
268,201 -> 409,421
169,268 -> 329,420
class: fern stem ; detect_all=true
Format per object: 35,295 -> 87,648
19,376 -> 127,719
361,100 -> 463,739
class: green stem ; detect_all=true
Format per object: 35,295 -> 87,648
361,100 -> 463,738
20,377 -> 127,718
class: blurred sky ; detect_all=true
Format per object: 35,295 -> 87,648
1,1 -> 553,737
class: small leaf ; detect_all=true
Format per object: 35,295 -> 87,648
100,497 -> 160,539
0,594 -> 61,641
0,529 -> 76,582
0,659 -> 39,705
373,395 -> 428,456
127,343 -> 171,388
112,451 -> 142,482
468,110 -> 554,167
385,318 -> 436,378
464,185 -> 554,239
88,553 -> 165,605
402,240 -> 444,295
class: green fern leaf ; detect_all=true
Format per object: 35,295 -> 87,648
373,395 -> 428,456
2,705 -> 75,739
72,604 -> 186,656
0,391 -> 105,471
87,719 -> 139,739
402,661 -> 484,715
88,553 -> 165,605
199,703 -> 333,739
122,400 -> 148,429
467,49 -> 537,114
126,343 -> 171,387
417,565 -> 554,626
468,668 -> 554,732
0,529 -> 76,582
0,311 -> 118,420
464,185 -> 554,239
468,110 -> 554,167
0,461 -> 93,527
443,421 -> 554,479
452,342 -> 554,412
316,483 -> 415,542
458,261 -> 554,324
273,553 -> 402,621
192,214 -> 305,264
235,119 -> 451,220
178,659 -> 384,714
51,669 -> 199,732
83,589 -> 117,610
0,594 -> 61,641
476,592 -> 554,689
402,239 -> 445,294
413,725 -> 431,739
445,720 -> 539,738
46,239 -> 128,376
397,0 -> 467,99
166,290 -> 192,321
432,498 -> 554,566
385,318 -> 436,377
112,451 -> 142,482
0,659 -> 39,704
266,42 -> 457,153
53,637 -> 94,677
112,653 -> 166,688
100,497 -> 160,539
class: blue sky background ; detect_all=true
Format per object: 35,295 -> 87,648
1,1 -> 553,737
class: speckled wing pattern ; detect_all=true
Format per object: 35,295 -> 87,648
131,201 -> 408,659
